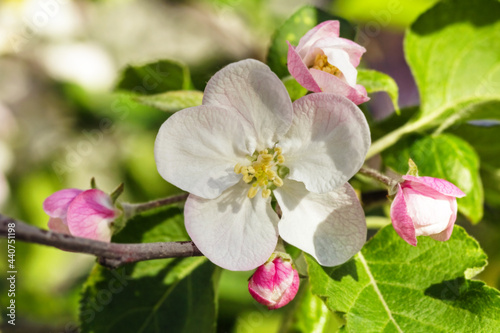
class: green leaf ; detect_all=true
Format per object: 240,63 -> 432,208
115,60 -> 193,95
405,0 -> 500,128
448,123 -> 500,169
80,206 -> 219,333
283,76 -> 308,102
383,133 -> 483,223
331,0 -> 438,28
368,0 -> 500,158
448,122 -> 500,210
280,283 -> 342,333
481,165 -> 500,213
267,6 -> 356,78
134,90 -> 204,112
357,69 -> 400,114
307,225 -> 500,332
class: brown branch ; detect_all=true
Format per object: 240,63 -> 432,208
358,166 -> 399,188
122,193 -> 189,218
0,214 -> 202,269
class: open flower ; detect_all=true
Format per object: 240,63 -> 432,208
43,188 -> 119,242
287,20 -> 369,105
248,253 -> 300,310
155,59 -> 370,271
390,175 -> 466,246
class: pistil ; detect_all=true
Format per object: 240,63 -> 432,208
234,147 -> 285,199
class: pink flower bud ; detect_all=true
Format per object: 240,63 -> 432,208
248,256 -> 300,310
390,175 -> 466,246
287,20 -> 369,105
43,188 -> 119,242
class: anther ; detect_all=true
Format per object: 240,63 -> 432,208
234,163 -> 242,174
273,176 -> 284,187
247,186 -> 259,199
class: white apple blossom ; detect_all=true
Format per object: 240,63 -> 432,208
155,59 -> 370,271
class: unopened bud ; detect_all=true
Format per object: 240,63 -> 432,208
248,254 -> 299,310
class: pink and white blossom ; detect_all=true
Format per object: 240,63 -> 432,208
287,20 -> 369,105
248,255 -> 300,309
43,188 -> 119,242
390,175 -> 466,246
155,59 -> 370,271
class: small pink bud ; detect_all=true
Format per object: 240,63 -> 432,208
248,256 -> 300,310
43,188 -> 120,242
390,175 -> 466,246
287,20 -> 369,105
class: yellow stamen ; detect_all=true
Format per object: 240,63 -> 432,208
273,176 -> 284,187
247,186 -> 259,199
235,147 -> 287,200
243,174 -> 253,183
312,54 -> 341,77
234,163 -> 242,174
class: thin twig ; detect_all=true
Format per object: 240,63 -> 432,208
0,214 -> 202,269
122,193 -> 189,218
358,166 -> 399,188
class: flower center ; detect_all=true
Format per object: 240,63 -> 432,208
234,147 -> 287,199
311,54 -> 341,77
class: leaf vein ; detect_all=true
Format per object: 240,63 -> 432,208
358,252 -> 404,333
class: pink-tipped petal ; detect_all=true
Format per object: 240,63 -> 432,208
402,175 -> 466,198
321,47 -> 357,86
248,257 -> 300,310
337,37 -> 366,67
390,184 -> 417,246
310,69 -> 370,105
43,188 -> 83,220
287,21 -> 368,104
287,42 -> 322,92
355,84 -> 368,100
66,189 -> 117,242
301,37 -> 365,75
47,217 -> 71,235
404,187 -> 454,237
430,198 -> 458,242
296,20 -> 340,54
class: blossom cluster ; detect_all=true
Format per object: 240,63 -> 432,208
42,20 -> 465,310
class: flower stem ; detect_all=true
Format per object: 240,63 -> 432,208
122,193 -> 189,219
366,123 -> 416,159
358,166 -> 399,188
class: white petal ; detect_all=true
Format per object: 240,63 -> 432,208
184,182 -> 279,271
155,105 -> 255,199
323,48 -> 358,86
203,59 -> 293,150
279,93 -> 370,194
403,187 -> 453,236
275,181 -> 366,267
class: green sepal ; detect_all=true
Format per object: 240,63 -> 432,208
406,158 -> 419,176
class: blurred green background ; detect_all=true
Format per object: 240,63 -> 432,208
0,0 -> 498,332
